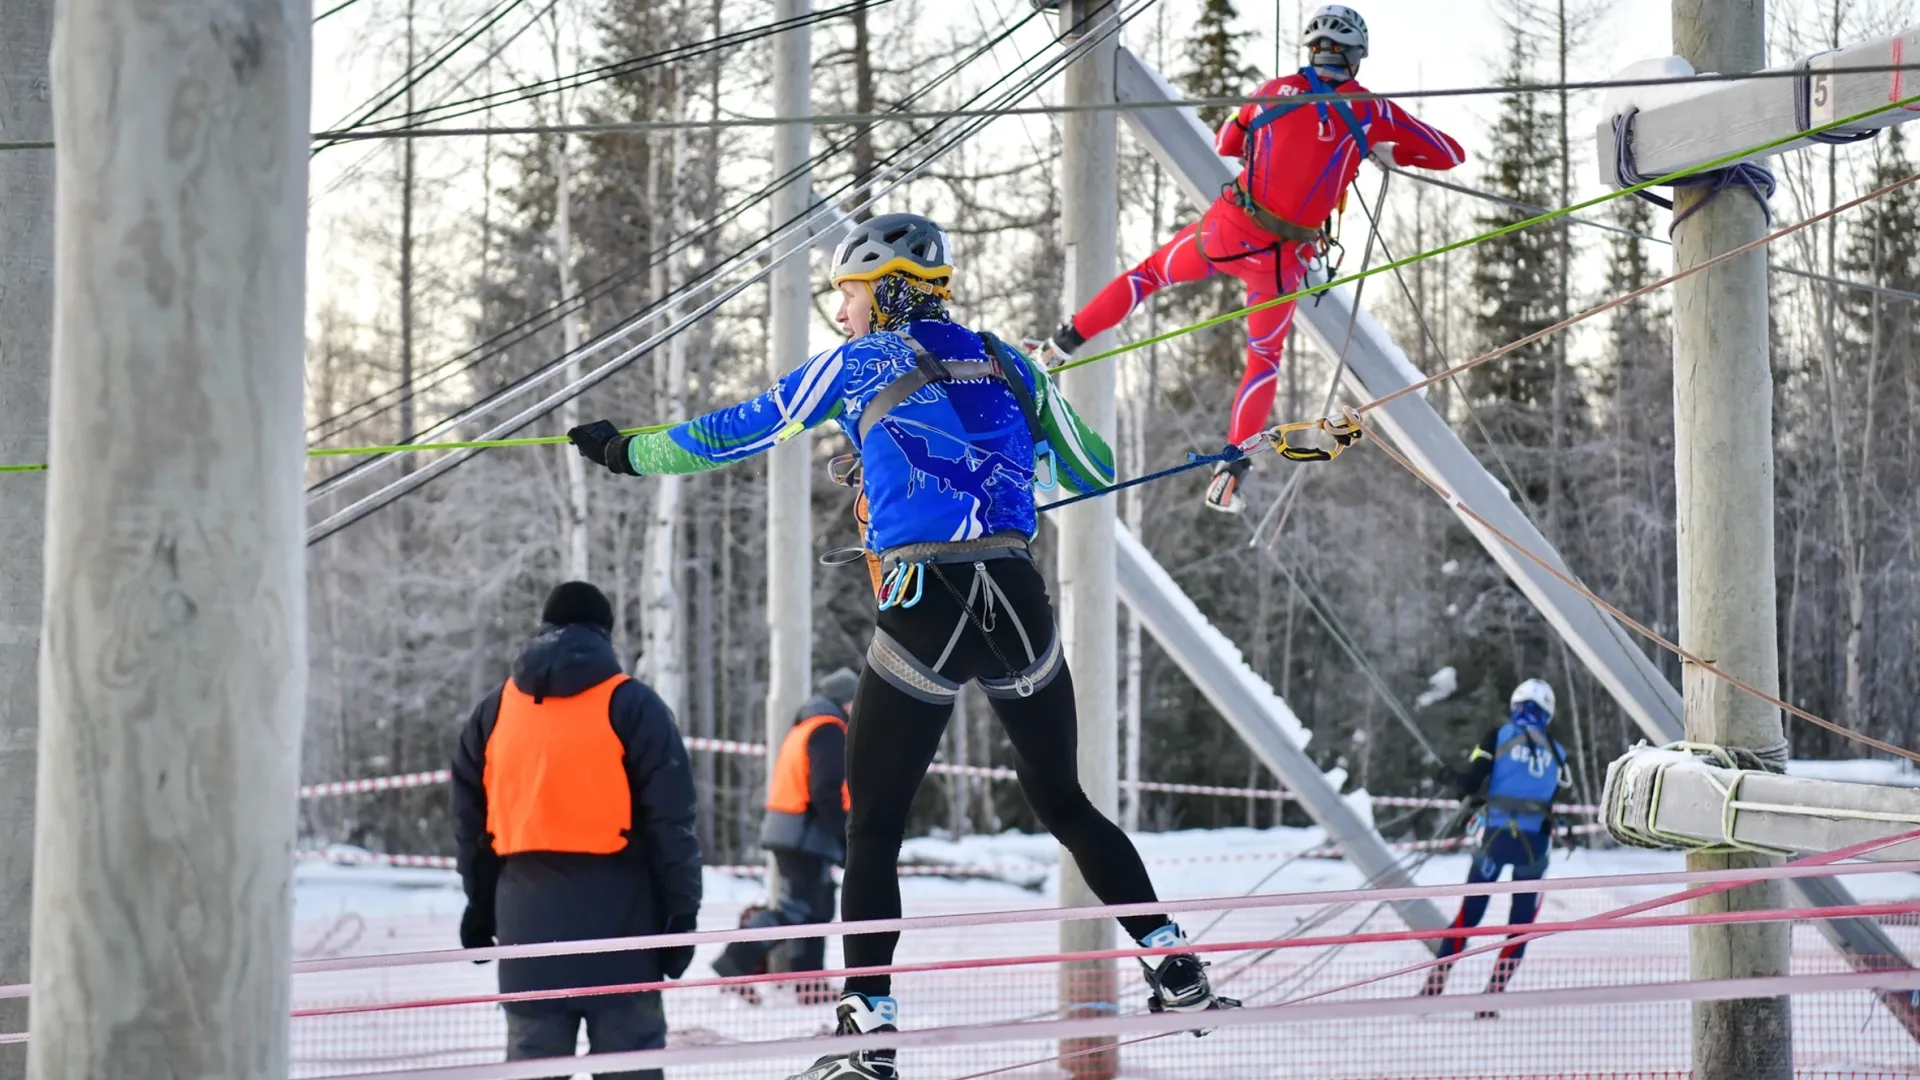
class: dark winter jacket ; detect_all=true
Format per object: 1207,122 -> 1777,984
758,695 -> 850,864
451,622 -> 702,1003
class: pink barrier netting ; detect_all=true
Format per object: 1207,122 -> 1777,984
288,887 -> 1920,1079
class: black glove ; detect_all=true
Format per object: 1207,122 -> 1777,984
459,904 -> 495,964
657,912 -> 697,980
568,420 -> 638,475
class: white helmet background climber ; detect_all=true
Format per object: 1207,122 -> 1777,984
1509,677 -> 1556,720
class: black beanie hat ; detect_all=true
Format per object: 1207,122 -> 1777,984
816,667 -> 860,706
541,581 -> 614,631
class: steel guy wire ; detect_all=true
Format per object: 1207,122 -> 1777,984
305,0 -> 1052,488
1148,336 -> 1448,767
17,61 -> 1918,152
1386,162 -> 1920,305
311,0 -> 562,205
301,0 -> 1154,542
357,0 -> 900,134
1350,181 -> 1687,746
305,1 -> 1047,477
298,61 -> 1920,142
310,0 -> 1034,444
313,0 -> 535,155
306,0 -> 1147,524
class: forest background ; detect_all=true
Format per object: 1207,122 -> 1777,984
299,0 -> 1920,864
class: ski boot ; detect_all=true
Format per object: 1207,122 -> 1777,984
784,992 -> 900,1080
1138,924 -> 1239,1036
1475,954 -> 1520,1019
1204,458 -> 1251,514
1023,320 -> 1086,369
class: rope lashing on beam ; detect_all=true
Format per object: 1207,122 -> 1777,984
1611,107 -> 1777,233
1795,54 -> 1881,145
1604,741 -> 1920,856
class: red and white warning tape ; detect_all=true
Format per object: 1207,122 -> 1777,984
291,822 -> 1613,878
297,740 -> 1602,815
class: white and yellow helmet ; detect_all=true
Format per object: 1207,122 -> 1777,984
1510,678 -> 1556,720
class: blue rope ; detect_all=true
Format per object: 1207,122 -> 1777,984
1038,442 -> 1250,514
1612,108 -> 1778,234
1794,58 -> 1878,146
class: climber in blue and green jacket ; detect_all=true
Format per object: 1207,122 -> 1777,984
568,213 -> 1231,1080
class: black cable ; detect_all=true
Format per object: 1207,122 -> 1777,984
309,1 -> 1040,460
315,0 -> 364,22
305,0 -> 1146,542
313,0 -> 532,155
306,2 -> 1051,494
360,0 -> 897,135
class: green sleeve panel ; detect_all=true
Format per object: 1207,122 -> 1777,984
1031,362 -> 1116,497
624,431 -> 728,476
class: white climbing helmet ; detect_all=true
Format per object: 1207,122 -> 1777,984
1303,4 -> 1368,68
1510,678 -> 1556,720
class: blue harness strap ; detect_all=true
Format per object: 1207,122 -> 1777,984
1243,66 -> 1370,162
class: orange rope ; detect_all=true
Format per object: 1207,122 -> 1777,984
1357,421 -> 1920,767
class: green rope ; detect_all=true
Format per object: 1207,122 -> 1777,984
4,91 -> 1915,477
1051,90 -> 1920,375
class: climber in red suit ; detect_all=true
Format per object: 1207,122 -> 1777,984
1036,5 -> 1464,513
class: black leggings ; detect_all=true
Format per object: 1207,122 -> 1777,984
841,554 -> 1167,998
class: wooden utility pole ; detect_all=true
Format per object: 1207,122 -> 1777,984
1670,3 -> 1792,1077
765,0 -> 814,911
30,0 -> 309,1075
1055,1 -> 1121,1076
0,0 -> 53,1072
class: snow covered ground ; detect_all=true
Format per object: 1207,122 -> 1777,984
290,826 -> 1920,1079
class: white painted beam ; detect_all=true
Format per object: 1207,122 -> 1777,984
1114,46 -> 1918,1022
1114,525 -> 1448,937
1596,25 -> 1920,187
1605,745 -> 1920,861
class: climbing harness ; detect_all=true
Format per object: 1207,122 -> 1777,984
862,553 -> 1063,703
1611,106 -> 1777,232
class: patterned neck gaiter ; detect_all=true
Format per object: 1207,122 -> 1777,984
870,273 -> 951,331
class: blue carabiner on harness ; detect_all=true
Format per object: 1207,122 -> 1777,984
1033,442 -> 1058,491
878,562 -> 925,611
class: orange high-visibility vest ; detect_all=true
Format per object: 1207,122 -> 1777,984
766,713 -> 852,815
484,673 -> 632,856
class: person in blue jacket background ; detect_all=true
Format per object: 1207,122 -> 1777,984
1422,677 -> 1571,1009
567,213 -> 1229,1080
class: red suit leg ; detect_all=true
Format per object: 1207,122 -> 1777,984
1069,220 -> 1217,339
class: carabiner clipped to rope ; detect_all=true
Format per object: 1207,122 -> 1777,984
877,561 -> 925,611
1267,408 -> 1364,463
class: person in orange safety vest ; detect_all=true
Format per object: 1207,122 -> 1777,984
451,581 -> 702,1080
712,667 -> 859,1003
